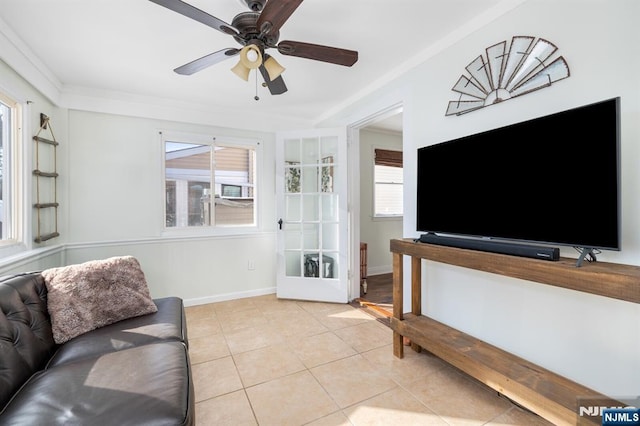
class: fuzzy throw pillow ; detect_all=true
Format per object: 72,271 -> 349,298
42,256 -> 158,344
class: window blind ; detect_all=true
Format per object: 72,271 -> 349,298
374,149 -> 403,168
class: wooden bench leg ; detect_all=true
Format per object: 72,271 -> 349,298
393,331 -> 404,358
392,252 -> 404,358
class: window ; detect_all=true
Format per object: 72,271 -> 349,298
221,184 -> 242,198
374,148 -> 403,217
163,133 -> 258,229
0,92 -> 20,244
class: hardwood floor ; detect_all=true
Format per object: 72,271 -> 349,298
350,273 -> 393,324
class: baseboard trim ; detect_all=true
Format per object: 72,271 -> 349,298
367,265 -> 392,276
183,286 -> 276,307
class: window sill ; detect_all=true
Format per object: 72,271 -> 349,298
160,225 -> 261,239
372,215 -> 403,222
0,244 -> 64,271
0,241 -> 30,260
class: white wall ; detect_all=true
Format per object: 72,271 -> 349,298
64,234 -> 276,304
0,247 -> 64,277
63,109 -> 278,302
359,128 -> 403,275
322,0 -> 640,398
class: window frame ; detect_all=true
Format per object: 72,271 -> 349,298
221,184 -> 242,198
372,147 -> 403,219
160,130 -> 261,236
0,89 -> 28,257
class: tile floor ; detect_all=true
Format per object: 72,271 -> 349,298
185,294 -> 553,426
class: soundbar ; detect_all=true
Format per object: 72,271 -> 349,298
418,233 -> 559,261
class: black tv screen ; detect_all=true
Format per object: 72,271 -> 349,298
417,97 -> 621,251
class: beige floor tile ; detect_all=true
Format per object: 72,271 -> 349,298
268,312 -> 328,338
309,304 -> 374,331
189,333 -> 230,364
246,370 -> 339,426
487,405 -> 554,425
186,316 -> 223,339
185,303 -> 217,322
192,356 -> 243,402
297,300 -> 349,314
361,344 -> 448,387
261,304 -> 311,323
344,387 -> 449,425
305,411 -> 352,426
224,323 -> 286,355
252,295 -> 305,314
406,364 -> 512,425
213,297 -> 259,314
195,390 -> 257,426
332,320 -> 392,353
310,354 -> 397,409
186,297 -> 538,425
233,345 -> 306,387
218,308 -> 269,333
292,331 -> 357,368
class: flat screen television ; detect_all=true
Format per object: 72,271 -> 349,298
416,97 -> 620,261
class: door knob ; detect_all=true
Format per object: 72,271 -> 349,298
277,218 -> 283,230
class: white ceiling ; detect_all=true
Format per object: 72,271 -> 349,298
0,0 -> 513,130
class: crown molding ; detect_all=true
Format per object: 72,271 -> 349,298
59,85 -> 312,132
0,15 -> 311,132
0,15 -> 62,104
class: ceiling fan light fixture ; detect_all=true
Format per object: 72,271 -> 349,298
231,45 -> 262,81
240,45 -> 262,69
231,60 -> 251,81
264,56 -> 285,80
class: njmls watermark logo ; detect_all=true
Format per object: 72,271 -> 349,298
578,396 -> 640,426
602,408 -> 640,425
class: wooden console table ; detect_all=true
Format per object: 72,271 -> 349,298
390,238 -> 640,425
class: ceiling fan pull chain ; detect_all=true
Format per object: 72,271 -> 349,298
254,70 -> 260,101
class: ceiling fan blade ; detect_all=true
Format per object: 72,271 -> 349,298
277,41 -> 358,66
256,0 -> 303,35
174,48 -> 240,75
259,61 -> 288,95
149,0 -> 238,35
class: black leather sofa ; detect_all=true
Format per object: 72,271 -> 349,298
0,271 -> 195,425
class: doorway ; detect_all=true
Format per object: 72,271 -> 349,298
349,108 -> 403,318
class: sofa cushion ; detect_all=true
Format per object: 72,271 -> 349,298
0,341 -> 194,426
42,256 -> 158,344
48,297 -> 188,367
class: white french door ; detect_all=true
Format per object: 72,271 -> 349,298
275,128 -> 349,303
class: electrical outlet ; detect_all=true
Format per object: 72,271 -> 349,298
247,260 -> 255,270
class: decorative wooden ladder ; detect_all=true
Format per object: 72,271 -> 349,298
33,113 -> 60,243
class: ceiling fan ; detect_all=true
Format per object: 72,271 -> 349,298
148,0 -> 359,96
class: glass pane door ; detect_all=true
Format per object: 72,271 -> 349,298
276,128 -> 348,302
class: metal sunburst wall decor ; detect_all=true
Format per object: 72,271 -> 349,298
445,36 -> 570,116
